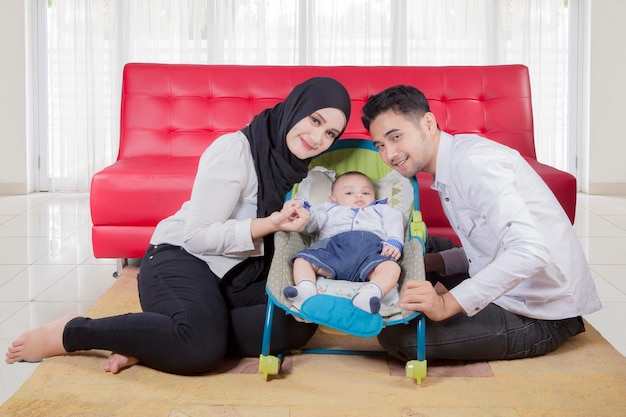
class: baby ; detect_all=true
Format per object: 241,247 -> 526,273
283,171 -> 404,314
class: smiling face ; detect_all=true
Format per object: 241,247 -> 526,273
286,107 -> 347,160
369,109 -> 439,178
330,172 -> 376,208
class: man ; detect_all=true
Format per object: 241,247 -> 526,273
361,85 -> 601,361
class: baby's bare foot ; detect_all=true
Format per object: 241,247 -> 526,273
5,313 -> 80,364
103,352 -> 139,374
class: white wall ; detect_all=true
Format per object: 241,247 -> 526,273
583,0 -> 626,194
0,1 -> 624,195
0,1 -> 33,194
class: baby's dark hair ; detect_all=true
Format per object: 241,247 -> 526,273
331,171 -> 374,193
361,85 -> 431,130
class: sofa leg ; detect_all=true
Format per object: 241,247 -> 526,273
113,258 -> 129,278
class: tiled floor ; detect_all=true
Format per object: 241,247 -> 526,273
0,192 -> 625,404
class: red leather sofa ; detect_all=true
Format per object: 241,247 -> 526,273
90,63 -> 576,265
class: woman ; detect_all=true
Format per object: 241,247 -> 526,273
5,77 -> 351,375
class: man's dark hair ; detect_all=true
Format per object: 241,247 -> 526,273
361,85 -> 431,130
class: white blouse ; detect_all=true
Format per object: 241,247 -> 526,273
150,131 -> 263,278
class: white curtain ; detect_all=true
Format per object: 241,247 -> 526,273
44,0 -> 571,191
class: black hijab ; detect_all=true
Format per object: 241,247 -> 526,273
241,76 -> 351,218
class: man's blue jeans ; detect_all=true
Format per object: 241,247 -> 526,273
378,235 -> 586,362
64,244 -> 317,374
378,303 -> 585,362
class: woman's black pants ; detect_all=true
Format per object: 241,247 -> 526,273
63,244 -> 317,375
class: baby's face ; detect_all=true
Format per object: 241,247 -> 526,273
331,175 -> 376,208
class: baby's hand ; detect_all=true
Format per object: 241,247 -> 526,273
381,243 -> 401,261
283,199 -> 303,212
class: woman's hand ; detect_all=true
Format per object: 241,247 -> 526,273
397,280 -> 462,321
271,204 -> 310,232
250,203 -> 310,239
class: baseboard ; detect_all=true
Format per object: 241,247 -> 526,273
0,183 -> 29,195
585,183 -> 626,195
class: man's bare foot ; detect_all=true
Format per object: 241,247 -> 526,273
103,352 -> 139,374
5,313 -> 80,364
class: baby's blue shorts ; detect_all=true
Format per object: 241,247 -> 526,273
294,230 -> 396,282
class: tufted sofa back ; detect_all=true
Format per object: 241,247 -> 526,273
119,63 -> 536,160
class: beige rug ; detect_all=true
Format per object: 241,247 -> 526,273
2,267 -> 625,417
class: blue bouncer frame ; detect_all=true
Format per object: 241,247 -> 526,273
259,139 -> 427,383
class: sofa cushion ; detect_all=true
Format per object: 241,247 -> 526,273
90,157 -> 198,226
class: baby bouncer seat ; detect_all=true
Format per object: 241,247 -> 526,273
259,139 -> 428,384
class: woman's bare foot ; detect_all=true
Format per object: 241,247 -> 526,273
103,352 -> 139,374
5,313 -> 80,364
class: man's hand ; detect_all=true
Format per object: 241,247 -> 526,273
397,280 -> 462,321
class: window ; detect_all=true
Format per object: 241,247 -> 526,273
38,0 -> 573,191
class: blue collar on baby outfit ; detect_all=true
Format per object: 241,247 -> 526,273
329,198 -> 388,209
347,198 -> 388,213
324,198 -> 389,214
